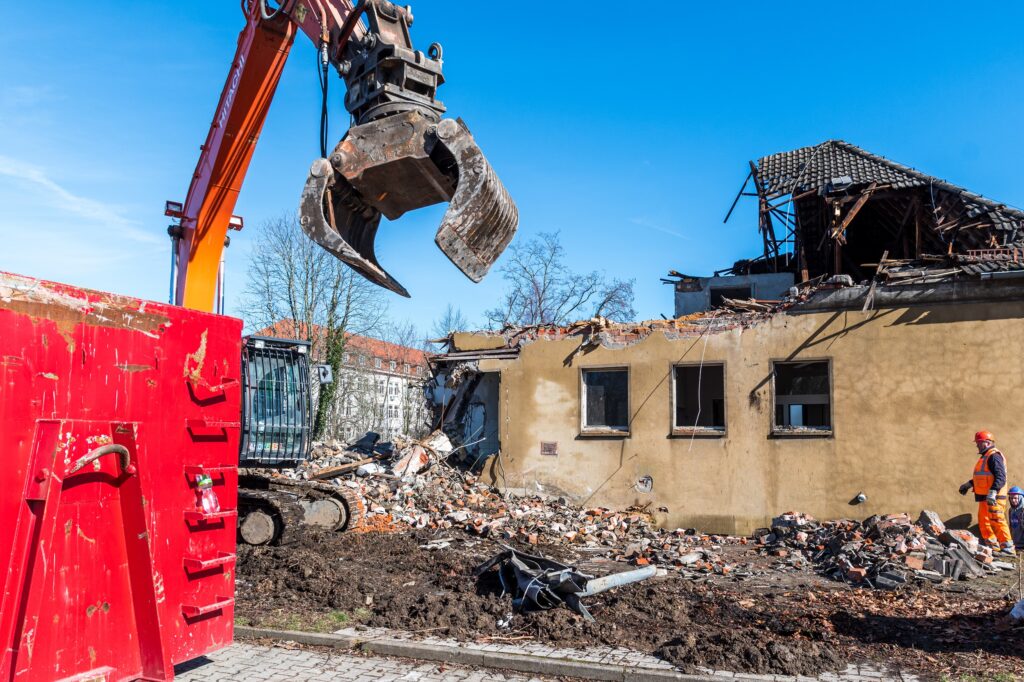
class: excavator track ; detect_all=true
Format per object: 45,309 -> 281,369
237,472 -> 366,545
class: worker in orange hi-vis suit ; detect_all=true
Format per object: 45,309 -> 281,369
959,430 -> 1015,557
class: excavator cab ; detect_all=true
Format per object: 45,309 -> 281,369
237,336 -> 358,545
300,0 -> 518,297
240,336 -> 313,466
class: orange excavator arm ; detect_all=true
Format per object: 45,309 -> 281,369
169,0 -> 518,312
168,1 -> 359,312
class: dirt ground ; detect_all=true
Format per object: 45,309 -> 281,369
235,529 -> 1024,680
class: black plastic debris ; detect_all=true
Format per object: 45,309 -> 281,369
474,546 -> 656,621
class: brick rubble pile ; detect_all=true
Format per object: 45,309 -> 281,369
296,432 -> 756,578
280,432 -> 1015,590
760,510 -> 1015,589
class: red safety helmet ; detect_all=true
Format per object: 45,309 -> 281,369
975,430 -> 995,444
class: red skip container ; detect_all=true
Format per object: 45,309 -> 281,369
0,272 -> 241,681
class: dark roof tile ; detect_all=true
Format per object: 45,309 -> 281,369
755,140 -> 1024,232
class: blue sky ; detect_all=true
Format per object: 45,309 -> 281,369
2,2 -> 1023,335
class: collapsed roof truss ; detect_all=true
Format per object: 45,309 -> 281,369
728,140 -> 1024,281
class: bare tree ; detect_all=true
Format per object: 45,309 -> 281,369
430,303 -> 470,339
239,213 -> 387,439
484,231 -> 636,328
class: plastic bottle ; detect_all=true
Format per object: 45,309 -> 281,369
195,473 -> 221,514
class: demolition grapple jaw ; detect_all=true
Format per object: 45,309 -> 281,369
297,0 -> 518,297
299,114 -> 518,297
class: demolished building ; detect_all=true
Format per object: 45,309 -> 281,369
431,141 -> 1024,535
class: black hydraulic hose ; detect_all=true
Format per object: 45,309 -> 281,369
317,45 -> 330,157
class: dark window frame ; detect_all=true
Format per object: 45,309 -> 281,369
671,362 -> 727,437
579,366 -> 630,437
770,359 -> 833,437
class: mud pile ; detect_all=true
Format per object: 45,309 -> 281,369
236,529 -> 844,676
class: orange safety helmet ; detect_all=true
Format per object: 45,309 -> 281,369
975,430 -> 996,443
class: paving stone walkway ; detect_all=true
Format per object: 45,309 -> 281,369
174,642 -> 552,682
178,638 -> 922,682
336,626 -> 919,682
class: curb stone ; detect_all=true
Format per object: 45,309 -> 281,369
234,626 -> 719,681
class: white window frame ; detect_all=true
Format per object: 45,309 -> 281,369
579,366 -> 630,436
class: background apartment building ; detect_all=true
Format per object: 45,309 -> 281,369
256,320 -> 431,442
334,334 -> 431,441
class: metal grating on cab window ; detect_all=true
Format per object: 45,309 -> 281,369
241,337 -> 312,466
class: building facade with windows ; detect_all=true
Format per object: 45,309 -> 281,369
333,333 -> 431,441
433,285 -> 1024,534
431,141 -> 1024,534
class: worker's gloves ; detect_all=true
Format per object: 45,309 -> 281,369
959,483 -> 972,496
987,491 -> 999,508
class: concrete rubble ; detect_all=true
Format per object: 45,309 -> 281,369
282,432 -> 760,577
760,510 -> 1015,589
271,433 -> 1015,592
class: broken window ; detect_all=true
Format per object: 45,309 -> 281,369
581,368 -> 629,434
772,361 -> 831,433
673,364 -> 725,435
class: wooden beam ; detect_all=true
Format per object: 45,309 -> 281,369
862,249 -> 889,313
311,452 -> 388,480
767,188 -> 818,212
830,182 -> 878,240
723,169 -> 752,223
914,199 -> 921,258
750,160 -> 779,268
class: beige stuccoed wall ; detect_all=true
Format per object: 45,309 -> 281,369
475,302 -> 1024,535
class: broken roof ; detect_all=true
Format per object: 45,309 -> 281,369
726,140 -> 1024,282
755,140 -> 1024,235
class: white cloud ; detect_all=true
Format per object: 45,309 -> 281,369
629,216 -> 688,240
0,154 -> 158,243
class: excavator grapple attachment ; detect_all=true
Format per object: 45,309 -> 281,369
297,0 -> 518,297
299,112 -> 518,296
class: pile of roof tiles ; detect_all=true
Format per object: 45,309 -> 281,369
759,510 -> 1014,589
